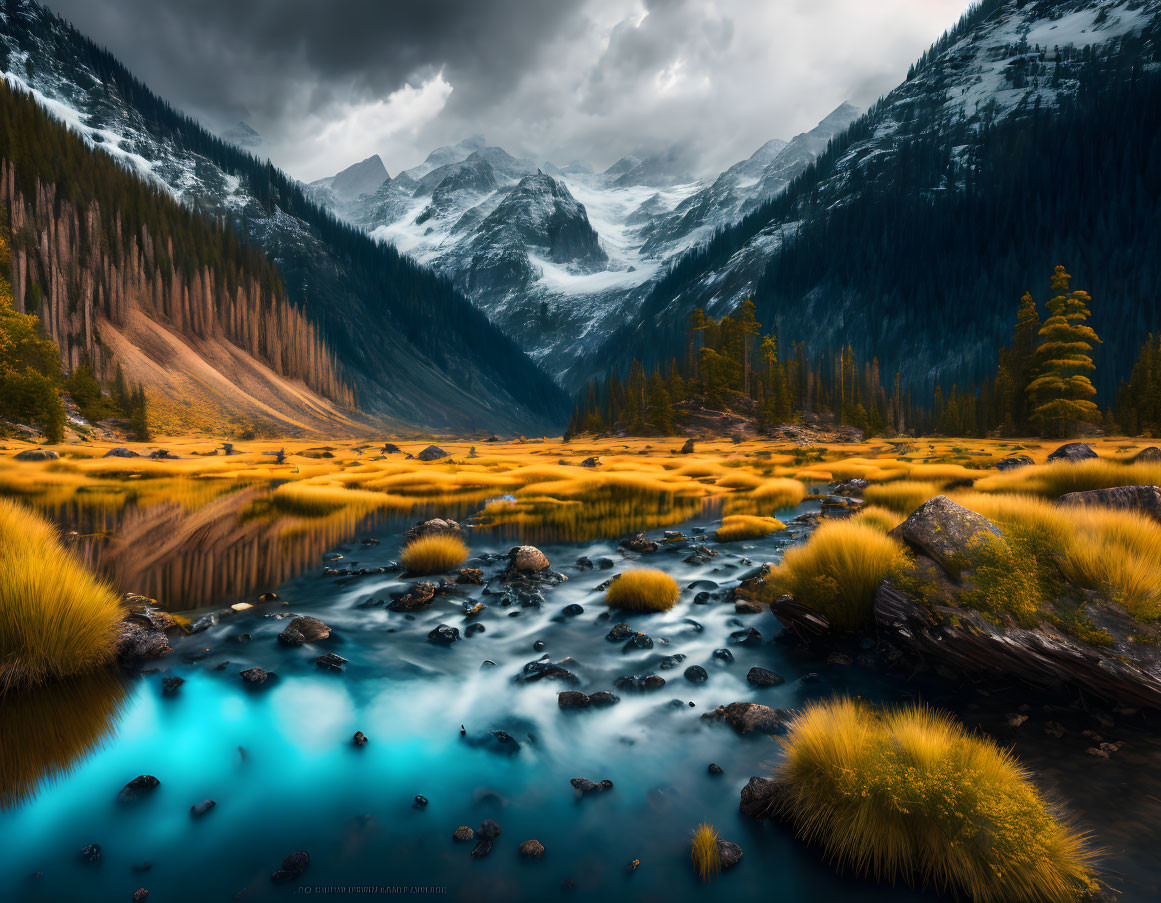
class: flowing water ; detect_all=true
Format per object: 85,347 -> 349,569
1,490 -> 1158,902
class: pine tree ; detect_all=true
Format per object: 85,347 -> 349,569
646,368 -> 675,434
1027,266 -> 1101,437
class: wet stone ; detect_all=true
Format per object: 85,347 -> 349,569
708,763 -> 724,775
278,616 -> 331,647
161,676 -> 184,695
190,799 -> 216,818
240,667 -> 272,685
606,623 -> 634,641
270,851 -> 310,884
623,634 -> 653,651
427,624 -> 460,645
453,826 -> 474,842
658,653 -> 686,670
571,778 -> 614,795
712,648 -> 734,664
79,844 -> 101,864
729,627 -> 762,647
562,603 -> 584,616
117,775 -> 160,804
518,840 -> 545,859
413,795 -> 428,809
746,667 -> 785,687
314,652 -> 349,672
558,691 -> 591,708
615,674 -> 666,691
589,691 -> 620,707
353,731 -> 368,747
516,656 -> 579,684
683,665 -> 709,683
465,623 -> 485,637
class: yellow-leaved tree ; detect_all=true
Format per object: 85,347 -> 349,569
1027,266 -> 1101,437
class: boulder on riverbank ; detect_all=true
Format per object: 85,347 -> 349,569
878,499 -> 1161,709
115,597 -> 180,661
888,495 -> 999,576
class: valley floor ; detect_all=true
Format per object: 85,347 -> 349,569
0,433 -> 1159,901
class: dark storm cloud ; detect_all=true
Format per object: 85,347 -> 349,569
43,0 -> 578,118
41,0 -> 973,181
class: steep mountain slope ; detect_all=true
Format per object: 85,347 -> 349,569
0,0 -> 567,433
587,0 -> 1161,404
318,107 -> 857,381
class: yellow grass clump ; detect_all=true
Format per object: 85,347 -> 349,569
400,533 -> 469,576
947,491 -> 1161,623
690,823 -> 722,882
765,520 -> 906,630
0,498 -> 124,689
775,699 -> 1098,903
605,568 -> 680,612
717,514 -> 785,542
862,480 -> 944,515
750,477 -> 807,508
854,505 -> 904,533
973,459 -> 1161,498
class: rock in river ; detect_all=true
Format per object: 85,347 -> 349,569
278,616 -> 331,647
507,545 -> 550,573
270,851 -> 309,884
117,774 -> 160,804
427,624 -> 460,645
518,839 -> 545,859
683,665 -> 708,683
746,667 -> 785,688
115,602 -> 178,661
190,800 -> 216,818
702,702 -> 790,735
558,691 -> 591,708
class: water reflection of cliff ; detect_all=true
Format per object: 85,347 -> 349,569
0,670 -> 130,809
52,488 -> 403,611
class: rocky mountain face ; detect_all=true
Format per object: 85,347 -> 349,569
0,0 -> 567,433
309,154 -> 388,207
318,107 -> 857,381
586,0 -> 1161,399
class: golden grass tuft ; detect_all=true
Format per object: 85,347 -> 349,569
751,477 -> 807,508
690,823 -> 722,882
400,533 -> 469,575
717,514 -> 785,542
854,505 -> 904,533
862,480 -> 944,515
947,491 -> 1161,623
973,459 -> 1161,498
765,520 -> 906,630
0,498 -> 124,689
605,568 -> 680,612
776,698 -> 1098,903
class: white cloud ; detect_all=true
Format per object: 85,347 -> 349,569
280,72 -> 453,181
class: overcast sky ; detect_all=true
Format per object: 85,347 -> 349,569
44,0 -> 974,182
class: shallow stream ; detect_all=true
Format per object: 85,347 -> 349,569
1,491 -> 1158,902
